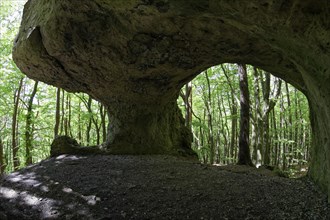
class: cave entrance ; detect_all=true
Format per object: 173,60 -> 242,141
178,63 -> 311,177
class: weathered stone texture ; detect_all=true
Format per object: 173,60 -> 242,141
50,135 -> 103,157
13,0 -> 330,199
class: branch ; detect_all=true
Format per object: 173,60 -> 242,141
221,64 -> 240,105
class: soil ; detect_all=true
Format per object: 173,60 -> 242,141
0,155 -> 329,220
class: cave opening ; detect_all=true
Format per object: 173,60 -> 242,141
178,63 -> 311,177
9,0 -> 330,201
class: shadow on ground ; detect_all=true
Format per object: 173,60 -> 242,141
0,155 -> 329,219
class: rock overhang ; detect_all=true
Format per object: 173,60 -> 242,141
15,0 -> 330,104
12,0 -> 330,200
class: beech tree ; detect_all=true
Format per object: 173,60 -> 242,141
54,88 -> 61,137
25,80 -> 38,165
0,132 -> 5,174
237,64 -> 253,166
12,77 -> 24,170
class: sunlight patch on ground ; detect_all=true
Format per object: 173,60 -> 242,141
0,170 -> 64,218
0,187 -> 19,199
56,155 -> 87,160
54,155 -> 88,165
20,191 -> 41,206
0,186 -> 62,218
6,171 -> 45,188
62,186 -> 101,206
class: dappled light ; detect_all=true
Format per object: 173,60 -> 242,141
178,64 -> 311,177
54,155 -> 87,165
1,0 -> 330,218
0,155 -> 100,219
1,154 -> 329,219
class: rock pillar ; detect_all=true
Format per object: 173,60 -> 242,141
103,100 -> 195,156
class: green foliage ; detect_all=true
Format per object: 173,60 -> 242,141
0,2 -> 108,173
0,1 -> 311,175
180,64 -> 311,172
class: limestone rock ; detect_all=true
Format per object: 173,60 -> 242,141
50,136 -> 102,157
13,0 -> 330,200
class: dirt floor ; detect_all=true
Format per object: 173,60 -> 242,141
0,155 -> 329,220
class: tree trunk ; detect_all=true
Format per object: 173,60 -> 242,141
12,77 -> 24,171
262,72 -> 271,165
217,93 -> 229,164
185,82 -> 193,130
100,104 -> 107,143
222,65 -> 238,164
285,82 -> 293,168
64,93 -> 69,136
199,110 -> 206,163
60,89 -> 65,135
280,93 -> 287,170
77,100 -> 82,143
237,64 -> 253,166
252,67 -> 262,165
0,137 -> 4,174
25,80 -> 38,166
294,89 -> 300,165
67,94 -> 73,137
204,71 -> 215,164
86,96 -> 92,146
54,87 -> 61,137
272,109 -> 280,167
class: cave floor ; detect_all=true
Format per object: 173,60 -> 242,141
0,155 -> 329,220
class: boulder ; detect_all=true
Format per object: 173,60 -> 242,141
50,136 -> 102,157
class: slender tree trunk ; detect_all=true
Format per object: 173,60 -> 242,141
185,82 -> 193,130
252,67 -> 262,165
285,82 -> 293,168
179,82 -> 193,133
280,93 -> 287,170
237,64 -> 253,166
60,89 -> 65,135
64,93 -> 69,136
294,89 -> 299,166
86,96 -> 93,146
78,100 -> 82,143
5,141 -> 9,172
272,109 -> 280,166
262,72 -> 271,165
204,71 -> 215,164
296,91 -> 306,164
0,137 -> 4,174
221,93 -> 230,154
95,122 -> 101,145
218,93 -> 229,164
25,81 -> 38,165
231,104 -> 238,163
12,77 -> 24,171
202,109 -> 207,164
67,94 -> 73,137
54,88 -> 61,137
222,66 -> 238,164
215,131 -> 221,164
100,104 -> 107,143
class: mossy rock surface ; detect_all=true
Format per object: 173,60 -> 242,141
50,136 -> 103,157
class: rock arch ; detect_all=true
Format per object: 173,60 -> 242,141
13,0 -> 330,199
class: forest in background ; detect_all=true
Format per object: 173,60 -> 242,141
178,65 -> 311,174
1,1 -> 311,175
